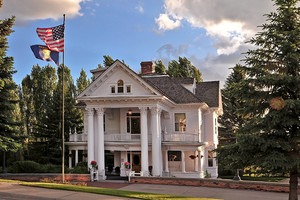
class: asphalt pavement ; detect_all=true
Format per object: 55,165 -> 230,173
1,181 -> 299,200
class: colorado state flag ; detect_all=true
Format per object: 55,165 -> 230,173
30,45 -> 59,66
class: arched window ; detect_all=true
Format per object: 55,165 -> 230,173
117,80 -> 124,93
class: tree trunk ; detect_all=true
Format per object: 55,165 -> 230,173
289,166 -> 298,200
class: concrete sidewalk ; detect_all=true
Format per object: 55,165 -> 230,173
0,182 -> 133,200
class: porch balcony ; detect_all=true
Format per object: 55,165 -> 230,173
104,133 -> 141,141
69,132 -> 200,143
162,132 -> 200,142
69,133 -> 88,142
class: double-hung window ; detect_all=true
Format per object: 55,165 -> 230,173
175,113 -> 186,132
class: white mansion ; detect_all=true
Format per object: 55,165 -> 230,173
66,60 -> 222,180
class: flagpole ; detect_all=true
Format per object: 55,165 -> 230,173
62,14 -> 66,184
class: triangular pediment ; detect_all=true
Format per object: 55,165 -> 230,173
78,60 -> 162,99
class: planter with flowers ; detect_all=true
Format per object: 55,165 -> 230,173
123,161 -> 131,176
89,160 -> 98,182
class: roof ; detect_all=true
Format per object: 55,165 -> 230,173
195,81 -> 220,107
173,77 -> 194,84
81,60 -> 220,108
141,75 -> 202,104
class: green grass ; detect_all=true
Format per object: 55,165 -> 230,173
0,179 -> 221,200
219,176 -> 286,182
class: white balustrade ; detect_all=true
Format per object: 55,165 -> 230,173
104,134 -> 141,141
163,133 -> 199,142
69,133 -> 88,142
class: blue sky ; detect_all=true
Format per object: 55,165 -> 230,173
1,0 -> 274,86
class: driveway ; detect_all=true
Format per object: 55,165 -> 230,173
0,182 -> 132,200
121,183 -> 298,200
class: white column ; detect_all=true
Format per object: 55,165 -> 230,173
198,147 -> 205,178
139,107 -> 148,176
158,110 -> 162,173
75,150 -> 78,166
164,150 -> 169,172
181,151 -> 185,173
151,107 -> 161,176
96,107 -> 105,180
69,150 -> 72,168
194,151 -> 198,172
86,108 -> 94,166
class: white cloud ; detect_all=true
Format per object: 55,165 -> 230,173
135,5 -> 144,14
155,14 -> 181,31
156,0 -> 274,55
0,0 -> 85,25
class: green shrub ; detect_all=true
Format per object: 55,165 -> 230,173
75,162 -> 87,168
11,161 -> 43,173
43,164 -> 61,173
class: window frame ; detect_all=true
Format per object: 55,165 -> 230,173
117,80 -> 124,93
174,113 -> 186,132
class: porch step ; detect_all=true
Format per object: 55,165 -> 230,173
106,175 -> 128,181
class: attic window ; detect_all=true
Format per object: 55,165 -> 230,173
126,85 -> 131,93
111,86 -> 115,93
117,80 -> 124,93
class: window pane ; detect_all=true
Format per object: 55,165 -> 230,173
111,86 -> 115,93
117,80 -> 124,86
175,113 -> 186,131
168,151 -> 181,161
127,116 -> 130,133
208,150 -> 214,167
126,85 -> 131,93
118,86 -> 123,93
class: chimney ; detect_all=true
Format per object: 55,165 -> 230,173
140,61 -> 155,74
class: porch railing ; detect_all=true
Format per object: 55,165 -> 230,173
163,133 -> 199,142
69,133 -> 87,142
69,132 -> 199,142
104,134 -> 141,141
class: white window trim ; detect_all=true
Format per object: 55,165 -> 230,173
174,113 -> 186,133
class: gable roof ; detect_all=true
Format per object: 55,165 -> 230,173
195,81 -> 220,107
141,75 -> 202,104
77,60 -> 162,98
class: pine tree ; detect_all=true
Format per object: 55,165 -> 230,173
216,65 -> 251,176
154,60 -> 166,74
0,2 -> 21,153
218,64 -> 247,146
230,1 -> 299,199
76,68 -> 90,95
166,57 -> 203,82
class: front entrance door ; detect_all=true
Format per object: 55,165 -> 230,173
131,152 -> 141,172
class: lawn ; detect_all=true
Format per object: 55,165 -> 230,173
0,179 -> 221,200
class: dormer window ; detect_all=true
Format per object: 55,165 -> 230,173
118,80 -> 124,93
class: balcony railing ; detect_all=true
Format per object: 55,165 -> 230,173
163,133 -> 199,142
69,133 -> 87,142
69,132 -> 199,143
104,134 -> 141,141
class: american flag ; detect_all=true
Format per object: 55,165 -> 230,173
36,24 -> 64,52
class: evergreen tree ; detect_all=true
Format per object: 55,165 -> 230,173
154,60 -> 166,74
0,3 -> 21,153
76,68 -> 90,95
220,1 -> 299,199
166,57 -> 203,82
216,65 -> 250,176
218,64 -> 247,146
97,55 -> 115,68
